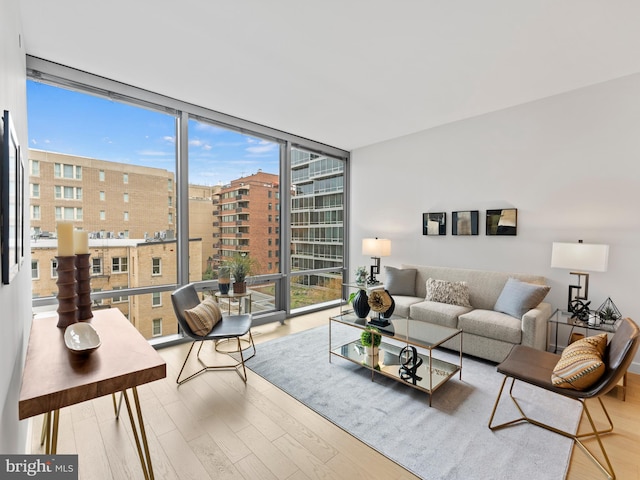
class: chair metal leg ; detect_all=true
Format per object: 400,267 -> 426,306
488,375 -> 617,480
176,333 -> 256,386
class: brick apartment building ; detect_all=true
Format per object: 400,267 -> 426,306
31,238 -> 202,339
213,170 -> 280,275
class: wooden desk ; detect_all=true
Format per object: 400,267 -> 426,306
19,309 -> 166,480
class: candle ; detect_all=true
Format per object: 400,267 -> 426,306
74,230 -> 89,255
57,222 -> 75,257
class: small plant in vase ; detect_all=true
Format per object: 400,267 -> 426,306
361,326 -> 382,354
360,326 -> 382,368
355,266 -> 368,285
225,253 -> 258,294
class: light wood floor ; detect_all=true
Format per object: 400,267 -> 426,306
29,308 -> 639,480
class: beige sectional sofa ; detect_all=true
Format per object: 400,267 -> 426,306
384,264 -> 552,363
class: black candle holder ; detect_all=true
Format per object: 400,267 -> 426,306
75,253 -> 93,321
56,256 -> 77,328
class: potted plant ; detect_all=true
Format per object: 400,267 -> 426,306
225,253 -> 258,294
355,266 -> 368,285
218,265 -> 231,295
360,326 -> 382,356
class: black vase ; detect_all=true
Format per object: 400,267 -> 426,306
382,290 -> 395,318
352,289 -> 371,318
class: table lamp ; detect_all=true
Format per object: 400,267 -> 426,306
551,240 -> 609,311
362,238 -> 391,285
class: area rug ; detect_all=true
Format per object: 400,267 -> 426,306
243,324 -> 581,480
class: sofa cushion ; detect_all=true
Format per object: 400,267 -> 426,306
458,309 -> 522,344
410,300 -> 472,328
392,295 -> 424,318
494,277 -> 550,319
183,296 -> 222,336
425,278 -> 472,307
384,266 -> 417,296
551,334 -> 608,390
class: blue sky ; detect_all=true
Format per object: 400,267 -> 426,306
26,80 -> 279,185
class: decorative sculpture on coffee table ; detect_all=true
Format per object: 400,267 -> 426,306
399,345 -> 423,385
368,289 -> 393,327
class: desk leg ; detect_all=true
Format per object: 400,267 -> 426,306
121,387 -> 154,480
40,410 -> 60,454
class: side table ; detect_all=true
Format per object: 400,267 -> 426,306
547,308 -> 626,400
215,291 -> 252,315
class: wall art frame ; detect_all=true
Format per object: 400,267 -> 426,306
486,208 -> 517,236
452,210 -> 479,235
2,110 -> 24,284
423,212 -> 446,235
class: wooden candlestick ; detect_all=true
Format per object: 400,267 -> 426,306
56,256 -> 77,328
75,254 -> 93,321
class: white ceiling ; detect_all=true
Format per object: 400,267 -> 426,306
19,0 -> 640,151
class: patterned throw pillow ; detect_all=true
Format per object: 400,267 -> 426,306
551,333 -> 608,390
425,278 -> 472,307
183,296 -> 222,336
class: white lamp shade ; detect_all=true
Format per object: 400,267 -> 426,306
362,238 -> 391,257
551,242 -> 609,272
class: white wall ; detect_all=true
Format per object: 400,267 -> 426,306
1,0 -> 31,453
351,73 -> 640,372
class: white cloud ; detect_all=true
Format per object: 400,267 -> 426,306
137,150 -> 173,157
163,136 -> 176,144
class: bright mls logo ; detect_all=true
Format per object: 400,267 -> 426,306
1,455 -> 78,479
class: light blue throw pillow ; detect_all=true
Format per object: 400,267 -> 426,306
494,277 -> 550,319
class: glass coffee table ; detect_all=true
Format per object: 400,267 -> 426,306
329,312 -> 462,407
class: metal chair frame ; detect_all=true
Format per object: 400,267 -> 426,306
176,331 -> 256,385
171,283 -> 256,386
488,317 -> 639,480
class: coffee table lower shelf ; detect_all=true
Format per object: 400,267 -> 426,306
331,340 -> 461,407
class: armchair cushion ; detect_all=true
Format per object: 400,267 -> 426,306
494,278 -> 550,319
184,296 -> 222,336
551,333 -> 607,390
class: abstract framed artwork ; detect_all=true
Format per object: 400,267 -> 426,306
486,208 -> 517,236
452,210 -> 479,236
423,212 -> 446,235
2,110 -> 23,284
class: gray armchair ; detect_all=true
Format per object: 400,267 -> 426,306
171,283 -> 255,385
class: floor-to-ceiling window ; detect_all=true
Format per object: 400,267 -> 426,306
27,56 -> 349,342
290,147 -> 344,310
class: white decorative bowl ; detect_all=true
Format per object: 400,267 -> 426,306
64,322 -> 101,355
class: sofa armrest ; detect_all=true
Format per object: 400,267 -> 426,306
521,302 -> 552,351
